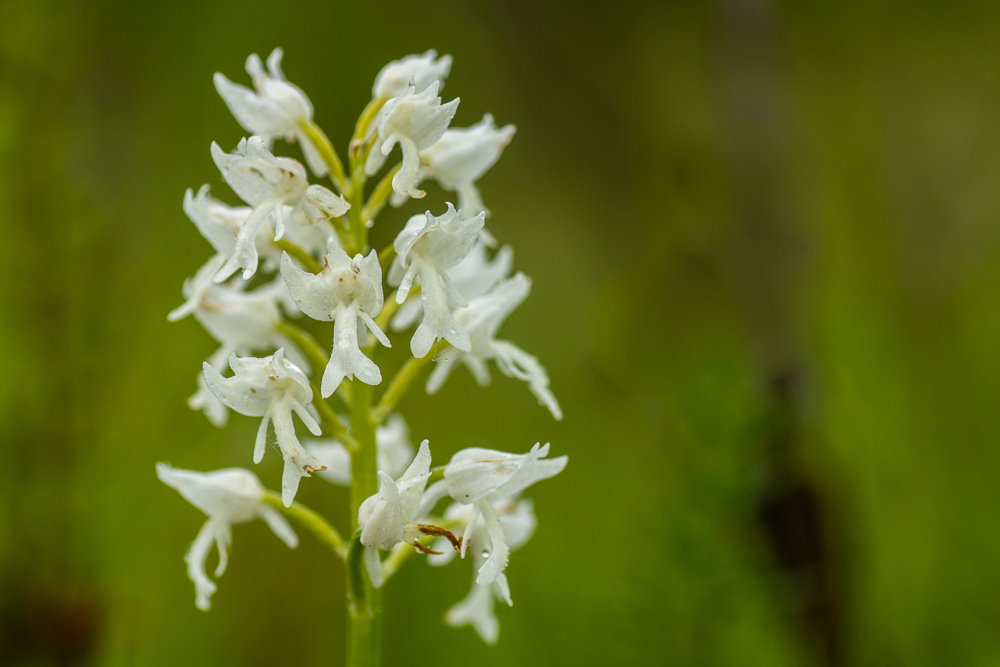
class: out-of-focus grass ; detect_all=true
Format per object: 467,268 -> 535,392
3,1 -> 1000,665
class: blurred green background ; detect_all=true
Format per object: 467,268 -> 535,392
4,0 -> 1000,665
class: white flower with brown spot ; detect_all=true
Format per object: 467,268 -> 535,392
211,137 -> 348,282
202,348 -> 325,506
418,443 -> 566,587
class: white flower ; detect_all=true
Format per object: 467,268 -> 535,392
280,240 -> 390,397
169,255 -> 311,425
183,185 -> 332,281
372,50 -> 452,100
394,114 -> 515,219
419,443 -> 566,586
388,204 -> 484,357
305,413 -> 414,486
168,255 -> 300,354
211,137 -> 349,281
364,82 -> 459,198
438,499 -> 537,644
445,577 -> 500,643
426,272 -> 562,420
188,347 -> 231,428
391,242 -> 513,332
156,463 -> 298,611
202,349 -> 326,506
357,441 -> 433,587
214,48 -> 329,177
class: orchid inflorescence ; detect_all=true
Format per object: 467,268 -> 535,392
159,48 -> 566,650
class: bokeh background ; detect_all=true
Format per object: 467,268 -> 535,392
4,0 -> 1000,665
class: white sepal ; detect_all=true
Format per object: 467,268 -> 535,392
372,50 -> 452,100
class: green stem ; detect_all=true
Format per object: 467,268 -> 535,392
297,118 -> 348,190
347,178 -> 367,255
350,97 -> 387,157
262,492 -> 346,559
346,532 -> 381,667
371,340 -> 450,424
273,238 -> 323,274
347,380 -> 380,667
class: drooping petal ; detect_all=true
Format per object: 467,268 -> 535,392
322,303 -> 381,397
258,504 -> 299,548
365,545 -> 384,589
445,575 -> 499,644
409,262 -> 471,357
215,197 -> 280,282
475,500 -> 509,586
185,520 -> 220,611
212,521 -> 232,577
490,340 -> 563,421
270,405 -> 327,507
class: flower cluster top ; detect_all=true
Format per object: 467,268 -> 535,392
160,49 -> 566,645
